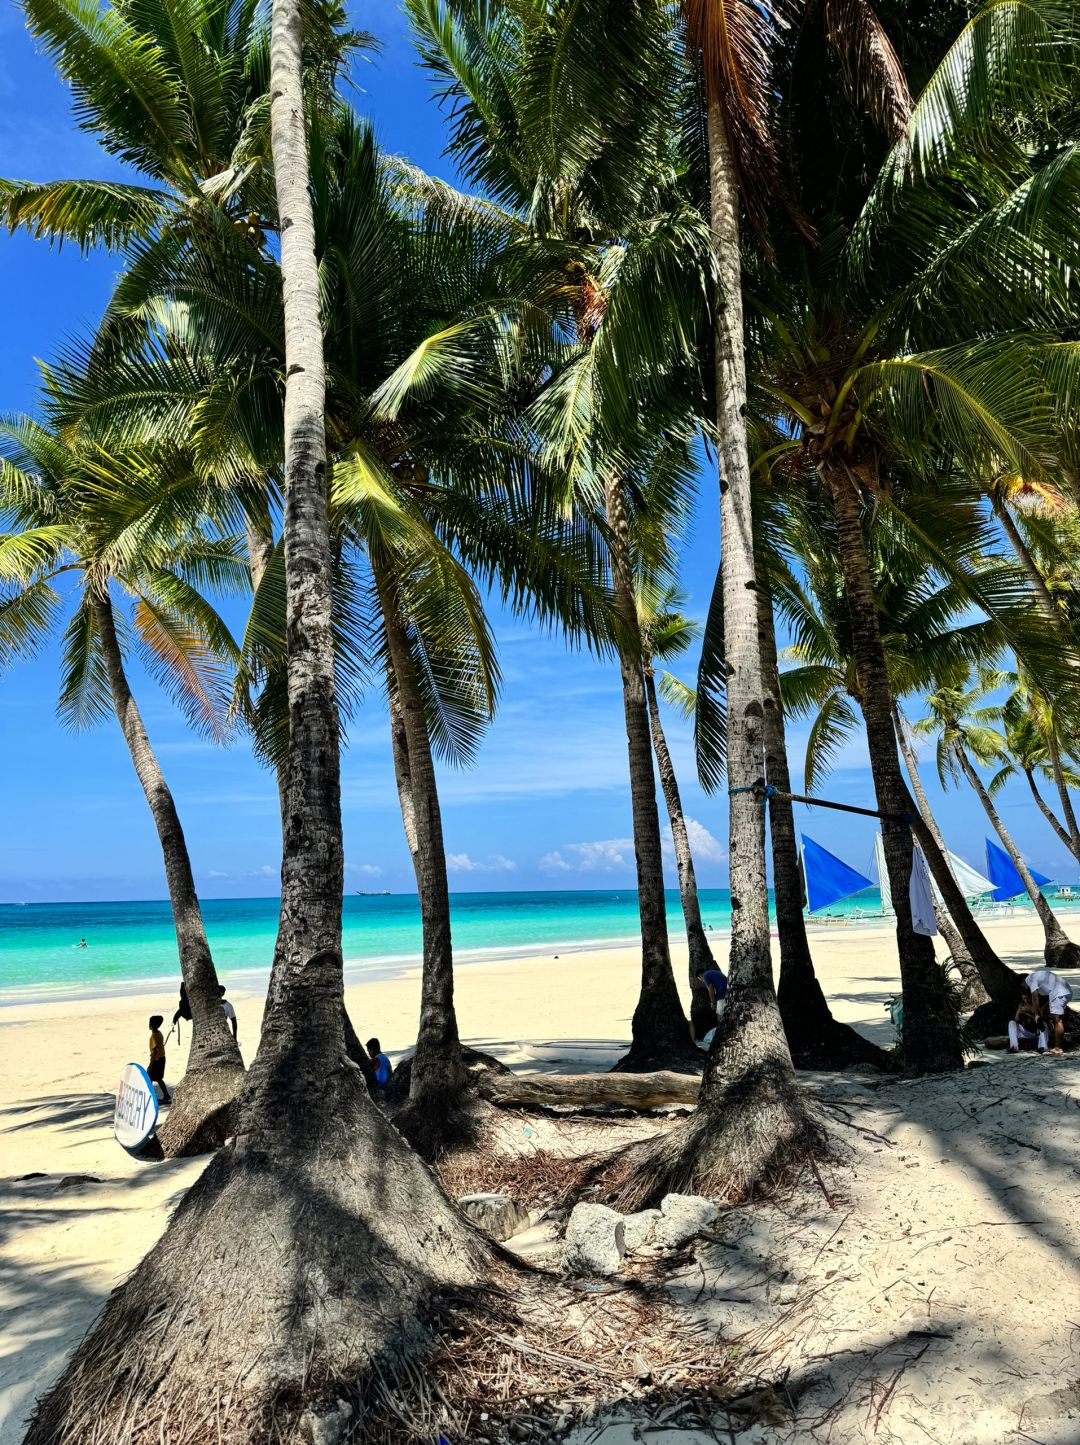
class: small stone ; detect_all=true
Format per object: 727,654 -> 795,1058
622,1208 -> 661,1252
562,1201 -> 626,1277
55,1175 -> 103,1191
457,1192 -> 530,1241
300,1400 -> 352,1445
652,1193 -> 720,1249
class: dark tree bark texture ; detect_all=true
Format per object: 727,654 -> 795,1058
94,592 -> 244,1156
822,462 -> 962,1074
604,473 -> 695,1071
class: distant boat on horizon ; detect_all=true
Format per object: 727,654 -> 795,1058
354,890 -> 391,897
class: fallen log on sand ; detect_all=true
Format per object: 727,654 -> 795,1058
476,1069 -> 700,1111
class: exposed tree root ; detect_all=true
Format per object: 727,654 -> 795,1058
595,1056 -> 828,1214
24,1065 -> 492,1445
155,1060 -> 245,1158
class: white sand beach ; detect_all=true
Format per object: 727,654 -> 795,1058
1,913 -> 1077,1443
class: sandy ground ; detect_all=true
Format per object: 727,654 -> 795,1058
1,912 -> 1077,1442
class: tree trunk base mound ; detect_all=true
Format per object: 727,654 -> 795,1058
25,1073 -> 492,1445
596,1062 -> 828,1214
967,997 -> 1020,1038
155,1061 -> 246,1158
1045,937 -> 1080,972
386,1049 -> 513,1161
611,1044 -> 705,1076
787,1020 -> 892,1074
385,1046 -> 510,1109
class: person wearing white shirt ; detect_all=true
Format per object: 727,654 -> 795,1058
217,984 -> 238,1042
1024,967 -> 1072,1054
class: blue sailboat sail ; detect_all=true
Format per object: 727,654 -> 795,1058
984,838 -> 1053,902
801,835 -> 875,913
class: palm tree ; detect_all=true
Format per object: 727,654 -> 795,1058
919,675 -> 1080,969
773,484 -> 1062,1013
747,0 -> 1080,1069
756,562 -> 892,1066
0,420 -> 246,1153
72,104 -> 620,1133
26,5 -> 495,1437
637,590 -> 717,982
993,683 -> 1080,866
408,0 -> 710,1070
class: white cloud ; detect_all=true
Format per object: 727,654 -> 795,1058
662,816 -> 726,864
346,862 -> 383,878
207,869 -> 231,879
541,837 -> 635,873
446,852 -> 516,873
540,851 -> 572,872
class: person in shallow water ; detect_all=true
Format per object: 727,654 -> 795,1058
147,1014 -> 171,1104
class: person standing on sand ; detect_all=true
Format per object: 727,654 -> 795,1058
690,968 -> 717,1045
147,1015 -> 171,1104
218,985 -> 237,1041
1024,967 -> 1072,1053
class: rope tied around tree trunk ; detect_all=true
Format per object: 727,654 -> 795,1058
727,779 -> 916,826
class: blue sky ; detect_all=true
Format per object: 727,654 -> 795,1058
1,0 -> 1075,904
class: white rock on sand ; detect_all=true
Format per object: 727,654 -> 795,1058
563,1201 -> 627,1277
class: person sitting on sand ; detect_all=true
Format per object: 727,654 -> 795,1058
690,968 -> 717,1045
147,1015 -> 171,1104
1008,988 -> 1049,1054
218,985 -> 237,1041
1024,966 -> 1072,1054
366,1038 -> 392,1087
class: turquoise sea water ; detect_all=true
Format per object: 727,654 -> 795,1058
2,886 -> 1063,1003
0,888 -> 799,1002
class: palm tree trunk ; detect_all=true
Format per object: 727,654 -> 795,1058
1025,766 -> 1074,854
642,667 -> 715,982
374,560 -> 467,1144
617,97 -> 815,1204
93,591 -> 243,1156
757,575 -> 886,1068
994,496 -> 1060,617
993,498 -> 1080,862
890,705 -> 1017,1011
822,461 -> 961,1073
604,473 -> 692,1070
1046,737 -> 1080,863
954,744 -> 1079,968
24,8 -> 490,1436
